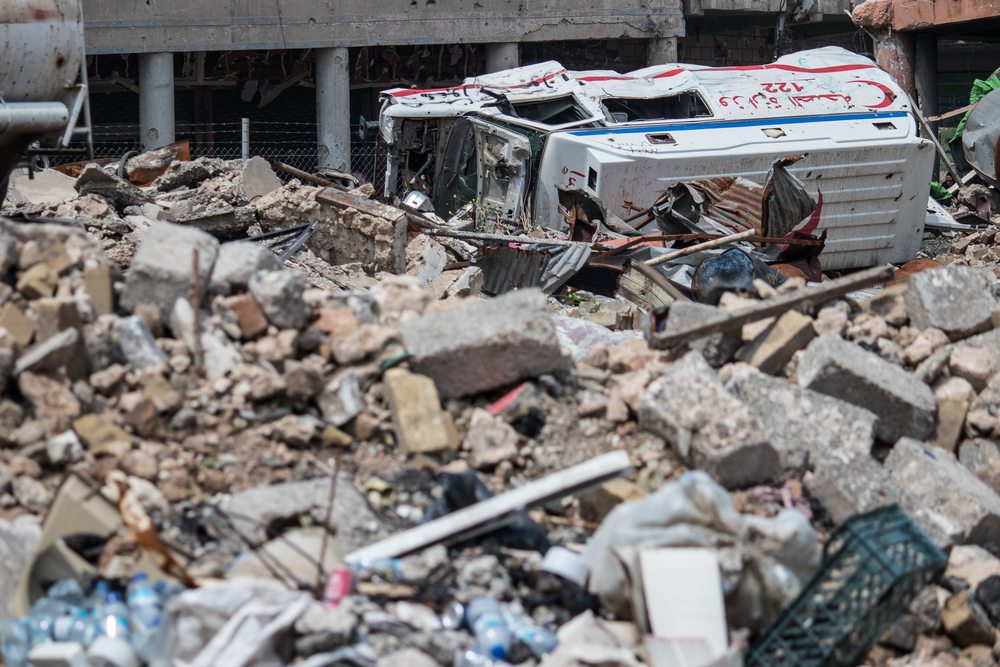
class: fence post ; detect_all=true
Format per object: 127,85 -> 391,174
241,118 -> 249,163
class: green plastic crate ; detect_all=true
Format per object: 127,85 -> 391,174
745,505 -> 948,667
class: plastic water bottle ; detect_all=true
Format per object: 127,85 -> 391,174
502,606 -> 558,658
455,646 -> 513,667
466,598 -> 510,661
47,578 -> 87,607
26,597 -> 70,645
350,558 -> 404,581
126,572 -> 162,634
52,608 -> 99,646
0,618 -> 31,667
441,600 -> 465,630
87,581 -> 111,612
98,592 -> 131,641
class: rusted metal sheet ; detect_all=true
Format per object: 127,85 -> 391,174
478,243 -> 591,296
692,177 -> 763,234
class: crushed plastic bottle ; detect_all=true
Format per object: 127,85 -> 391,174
98,592 -> 131,641
88,581 -> 111,612
455,646 -> 514,667
350,558 -> 404,581
0,618 -> 30,667
47,578 -> 87,608
441,600 -> 465,630
26,597 -> 71,646
466,598 -> 510,661
126,572 -> 161,634
501,605 -> 558,658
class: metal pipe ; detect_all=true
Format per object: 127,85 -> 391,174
60,84 -> 87,148
241,117 -> 249,163
0,102 -> 68,134
644,228 -> 756,267
138,52 -> 175,150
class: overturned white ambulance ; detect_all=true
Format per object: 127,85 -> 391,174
379,47 -> 934,271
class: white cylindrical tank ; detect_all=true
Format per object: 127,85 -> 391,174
0,0 -> 85,104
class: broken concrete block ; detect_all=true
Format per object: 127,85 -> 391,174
798,335 -> 936,443
121,221 -> 219,317
18,233 -> 74,276
114,316 -> 169,370
83,265 -> 114,317
13,476 -> 51,513
239,156 -> 282,202
45,430 -> 84,466
904,327 -> 951,366
465,408 -> 519,470
16,262 -> 57,299
0,302 -> 33,349
739,309 -> 815,375
964,374 -> 1000,439
406,235 -> 447,287
0,516 -> 41,617
284,359 -> 325,401
949,347 -> 996,393
200,331 -> 243,379
400,288 -> 567,399
885,437 -> 1000,550
294,604 -> 358,656
578,477 -> 647,524
249,269 -> 309,330
929,397 -> 969,453
6,168 -> 77,206
72,413 -> 132,455
433,266 -> 484,299
209,241 -> 282,296
311,308 -> 359,338
638,351 -> 778,488
256,186 -> 407,274
13,327 -> 78,376
724,363 -> 877,474
959,439 -> 1000,471
905,264 -> 998,340
75,164 -> 153,210
384,368 -> 460,454
221,294 -> 268,339
941,591 -> 995,648
663,301 -> 740,368
317,369 -> 364,427
19,372 -> 81,435
34,297 -> 81,343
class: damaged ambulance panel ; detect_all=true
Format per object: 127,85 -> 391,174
379,47 -> 935,272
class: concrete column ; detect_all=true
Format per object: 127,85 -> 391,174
316,47 -> 351,172
873,30 -> 916,101
138,52 -> 175,151
915,33 -> 940,181
647,37 -> 679,66
485,43 -> 519,73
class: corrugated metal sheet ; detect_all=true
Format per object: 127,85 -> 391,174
478,243 -> 591,295
692,177 -> 763,233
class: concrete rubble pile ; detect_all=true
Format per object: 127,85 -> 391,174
5,159 -> 1000,667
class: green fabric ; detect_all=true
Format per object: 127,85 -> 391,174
952,72 -> 1000,143
929,182 -> 952,201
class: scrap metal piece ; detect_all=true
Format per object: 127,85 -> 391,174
230,221 -> 320,263
343,451 -> 631,563
963,89 -> 1000,188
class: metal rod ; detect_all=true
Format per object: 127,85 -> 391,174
648,265 -> 894,349
911,98 -> 963,187
423,228 -> 591,248
644,228 -> 757,267
271,159 -> 348,191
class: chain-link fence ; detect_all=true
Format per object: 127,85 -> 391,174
79,87 -> 388,192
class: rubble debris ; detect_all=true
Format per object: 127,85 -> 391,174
905,264 -> 998,340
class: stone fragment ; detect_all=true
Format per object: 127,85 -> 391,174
13,476 -> 52,512
376,648 -> 439,667
400,288 -> 567,399
0,516 -> 41,617
406,234 -> 447,287
606,338 -> 656,374
114,316 -> 169,370
121,221 -> 219,317
959,439 -> 1000,471
34,297 -> 80,343
637,351 -> 778,488
271,414 -> 317,448
936,376 -> 977,404
579,477 -> 647,524
221,294 -> 268,339
725,363 -> 877,474
904,327 -> 951,366
317,369 -> 364,427
0,302 -> 33,349
13,327 -> 78,376
72,414 -> 132,455
384,368 -> 459,454
219,477 -> 388,552
798,335 -> 936,443
284,359 -> 325,401
813,304 -> 849,337
948,545 -> 1000,591
949,347 -> 996,393
83,265 -> 114,317
885,437 -> 1000,550
16,262 -> 57,299
120,392 -> 158,437
331,324 -> 397,365
249,269 -> 309,330
662,301 -> 740,368
46,430 -> 84,465
90,364 -> 127,395
311,308 -> 359,338
239,156 -> 282,202
19,372 -> 80,435
905,264 -> 997,340
941,591 -> 995,648
321,425 -> 353,448
929,397 -> 969,453
465,408 -> 519,470
739,309 -> 815,375
209,241 -> 282,296
75,164 -> 153,210
294,604 -> 358,656
120,450 -> 158,481
433,266 -> 484,299
18,233 -> 74,275
965,374 -> 1000,439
